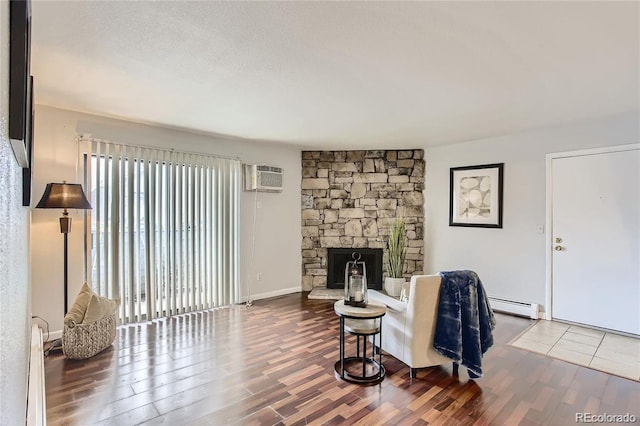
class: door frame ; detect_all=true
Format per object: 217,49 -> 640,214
544,143 -> 639,321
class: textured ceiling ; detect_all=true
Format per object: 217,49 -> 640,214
31,1 -> 639,149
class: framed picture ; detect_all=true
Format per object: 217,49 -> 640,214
449,163 -> 504,228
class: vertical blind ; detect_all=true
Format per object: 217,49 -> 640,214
85,139 -> 241,324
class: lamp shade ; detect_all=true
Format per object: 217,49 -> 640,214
35,182 -> 92,210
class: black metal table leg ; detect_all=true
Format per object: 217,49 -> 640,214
340,316 -> 345,379
362,336 -> 367,377
378,319 -> 383,379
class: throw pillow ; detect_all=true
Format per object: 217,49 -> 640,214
64,283 -> 94,325
82,293 -> 120,324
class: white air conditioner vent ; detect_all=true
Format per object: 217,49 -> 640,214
244,164 -> 283,192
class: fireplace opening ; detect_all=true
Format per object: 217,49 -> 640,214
327,248 -> 383,290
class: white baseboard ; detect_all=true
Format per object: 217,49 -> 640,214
244,286 -> 302,302
489,297 -> 540,320
27,324 -> 46,426
47,330 -> 62,342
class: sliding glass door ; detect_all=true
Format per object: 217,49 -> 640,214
86,140 -> 241,324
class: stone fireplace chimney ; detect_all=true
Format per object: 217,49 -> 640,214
301,150 -> 425,291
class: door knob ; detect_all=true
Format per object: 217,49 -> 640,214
555,245 -> 563,251
555,237 -> 562,243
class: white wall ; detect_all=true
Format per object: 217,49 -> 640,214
30,107 -> 638,328
32,105 -> 301,333
0,2 -> 31,423
424,112 -> 639,312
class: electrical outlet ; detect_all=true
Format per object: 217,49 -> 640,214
256,273 -> 262,281
536,224 -> 544,234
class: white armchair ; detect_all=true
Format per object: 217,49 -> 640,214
368,274 -> 455,378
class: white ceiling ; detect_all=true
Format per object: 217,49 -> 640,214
31,1 -> 638,150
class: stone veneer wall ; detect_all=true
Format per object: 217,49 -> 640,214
301,150 -> 425,290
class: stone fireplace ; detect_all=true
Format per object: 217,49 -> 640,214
301,150 -> 425,291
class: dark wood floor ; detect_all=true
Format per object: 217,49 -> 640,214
45,293 -> 640,425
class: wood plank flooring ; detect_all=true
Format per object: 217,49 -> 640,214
45,293 -> 640,425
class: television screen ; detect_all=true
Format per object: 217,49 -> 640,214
9,0 -> 31,168
22,75 -> 34,206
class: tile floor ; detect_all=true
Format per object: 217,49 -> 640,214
511,320 -> 640,381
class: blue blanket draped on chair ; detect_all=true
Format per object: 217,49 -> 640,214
433,270 -> 496,378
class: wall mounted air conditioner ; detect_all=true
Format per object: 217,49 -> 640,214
244,164 -> 284,192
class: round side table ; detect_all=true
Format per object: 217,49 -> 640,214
334,300 -> 386,385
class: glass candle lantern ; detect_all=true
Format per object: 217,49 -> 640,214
344,252 -> 368,307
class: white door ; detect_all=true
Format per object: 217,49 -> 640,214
551,147 -> 639,335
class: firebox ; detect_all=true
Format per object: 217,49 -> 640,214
327,248 -> 383,290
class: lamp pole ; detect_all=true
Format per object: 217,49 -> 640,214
60,209 -> 71,314
64,232 -> 68,313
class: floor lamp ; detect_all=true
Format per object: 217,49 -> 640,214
36,182 -> 92,314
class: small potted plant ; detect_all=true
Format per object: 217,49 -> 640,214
385,218 -> 406,297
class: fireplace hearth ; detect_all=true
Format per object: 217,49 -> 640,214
327,248 -> 383,290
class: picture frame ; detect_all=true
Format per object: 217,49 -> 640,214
449,163 -> 504,228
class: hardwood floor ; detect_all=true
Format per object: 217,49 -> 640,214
45,293 -> 640,425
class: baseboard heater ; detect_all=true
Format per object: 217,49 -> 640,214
488,297 -> 540,320
27,324 -> 46,426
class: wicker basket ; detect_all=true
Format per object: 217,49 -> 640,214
62,312 -> 117,360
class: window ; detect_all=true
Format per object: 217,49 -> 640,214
86,141 -> 240,324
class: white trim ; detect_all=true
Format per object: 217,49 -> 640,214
46,330 -> 62,342
27,325 -> 46,426
545,143 -> 640,321
244,287 -> 302,302
545,154 -> 553,320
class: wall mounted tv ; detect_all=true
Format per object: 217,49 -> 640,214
9,0 -> 32,169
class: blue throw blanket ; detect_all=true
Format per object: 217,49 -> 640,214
433,270 -> 496,378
